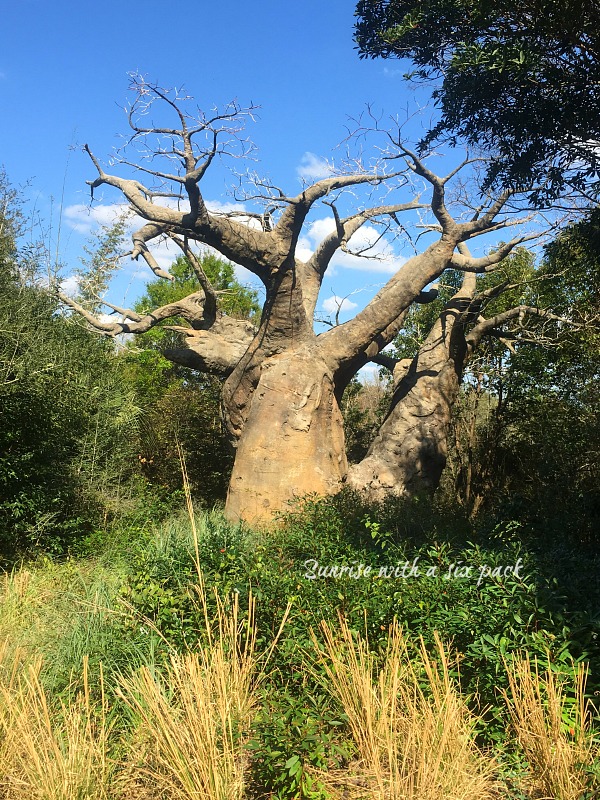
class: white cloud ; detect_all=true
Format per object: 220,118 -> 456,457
297,152 -> 334,182
63,203 -> 131,235
60,275 -> 80,296
294,236 -> 315,263
296,216 -> 407,274
322,295 -> 358,315
206,199 -> 244,214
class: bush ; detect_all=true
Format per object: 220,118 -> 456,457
120,493 -> 600,795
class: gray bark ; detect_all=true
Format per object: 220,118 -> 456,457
347,274 -> 477,500
59,83 -> 543,523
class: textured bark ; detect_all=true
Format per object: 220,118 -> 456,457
347,332 -> 462,500
164,317 -> 258,376
347,276 -> 476,501
62,84 -> 542,524
222,247 -> 456,521
225,347 -> 347,522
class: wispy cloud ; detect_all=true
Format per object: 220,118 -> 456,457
63,203 -> 130,235
297,152 -> 334,181
322,294 -> 358,315
383,66 -> 404,78
296,216 -> 407,274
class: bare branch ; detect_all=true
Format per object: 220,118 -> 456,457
307,199 -> 425,278
369,352 -> 398,371
387,141 -> 459,234
461,189 -> 515,235
168,234 -> 218,324
450,233 -> 542,273
274,169 -> 408,244
59,289 -> 209,335
466,305 -> 581,351
84,146 -> 273,282
58,292 -> 122,334
95,297 -> 142,321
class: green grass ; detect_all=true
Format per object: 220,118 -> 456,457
0,495 -> 598,799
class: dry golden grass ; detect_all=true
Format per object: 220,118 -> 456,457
115,448 -> 290,800
117,591 -> 258,800
313,617 -> 497,800
504,656 -> 599,800
0,648 -> 111,800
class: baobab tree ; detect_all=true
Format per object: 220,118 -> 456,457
60,78 -> 558,523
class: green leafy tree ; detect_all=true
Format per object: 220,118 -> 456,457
341,377 -> 390,463
488,211 -> 600,536
136,253 -> 260,322
355,0 -> 600,202
75,213 -> 129,312
121,253 -> 260,506
0,175 -> 142,558
0,277 -> 134,557
419,219 -> 599,532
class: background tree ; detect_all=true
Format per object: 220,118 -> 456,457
0,172 -> 144,558
60,78 -> 559,523
120,253 -> 260,506
476,212 -> 599,537
355,0 -> 600,202
344,246 -> 574,500
0,260 -> 136,558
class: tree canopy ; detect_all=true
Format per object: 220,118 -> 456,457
355,0 -> 600,203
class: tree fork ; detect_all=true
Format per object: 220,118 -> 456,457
59,78 -> 552,523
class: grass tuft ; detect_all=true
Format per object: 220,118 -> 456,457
504,655 -> 599,799
0,648 -> 112,800
313,616 -> 497,800
118,590 -> 258,800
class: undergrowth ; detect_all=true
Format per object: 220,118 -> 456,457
0,492 -> 598,798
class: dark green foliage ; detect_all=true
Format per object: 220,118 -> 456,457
118,252 -> 260,507
134,254 -> 260,342
0,280 -> 119,557
120,347 -> 232,506
355,0 -> 600,202
438,217 -> 599,536
136,378 -> 232,505
0,186 -> 259,558
248,688 -> 346,800
492,215 -> 600,538
0,173 -> 146,559
340,377 -> 389,463
120,494 -> 600,794
0,277 -> 139,558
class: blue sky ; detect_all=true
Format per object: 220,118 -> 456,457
0,1 -> 500,332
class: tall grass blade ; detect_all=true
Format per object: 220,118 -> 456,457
504,656 -> 599,800
313,617 -> 496,800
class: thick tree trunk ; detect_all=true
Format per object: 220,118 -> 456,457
347,336 -> 462,501
347,277 -> 476,502
70,94 -> 536,526
224,347 -> 347,523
